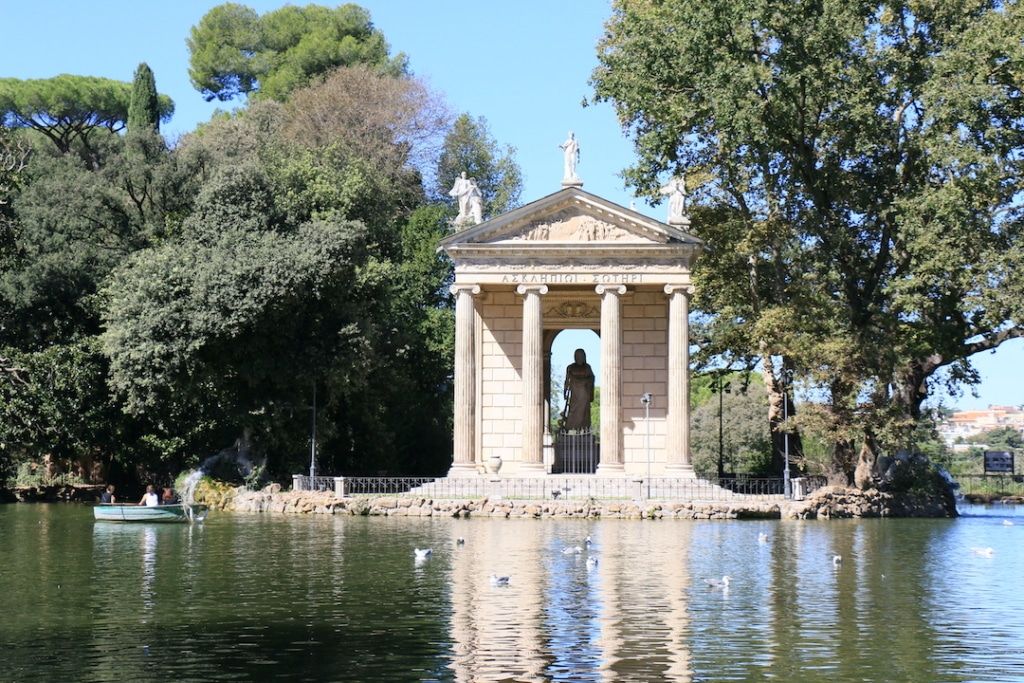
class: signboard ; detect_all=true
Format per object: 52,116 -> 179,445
984,450 -> 1015,474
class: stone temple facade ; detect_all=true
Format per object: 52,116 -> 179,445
438,185 -> 703,479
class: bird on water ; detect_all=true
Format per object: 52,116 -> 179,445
705,575 -> 731,590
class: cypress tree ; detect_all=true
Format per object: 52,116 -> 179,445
127,63 -> 160,133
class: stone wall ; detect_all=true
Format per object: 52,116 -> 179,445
621,290 -> 667,475
478,289 -> 523,467
208,484 -> 957,520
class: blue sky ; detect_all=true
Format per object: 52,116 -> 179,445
1,0 -> 1019,411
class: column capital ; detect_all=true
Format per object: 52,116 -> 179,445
450,284 -> 481,296
516,284 -> 549,296
663,284 -> 696,296
595,284 -> 627,297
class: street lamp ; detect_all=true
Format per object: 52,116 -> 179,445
641,392 -> 652,499
713,372 -> 731,480
309,383 -> 318,480
782,369 -> 792,500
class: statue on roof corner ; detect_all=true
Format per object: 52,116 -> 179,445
659,175 -> 688,225
560,131 -> 581,186
449,171 -> 483,227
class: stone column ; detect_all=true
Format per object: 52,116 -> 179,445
517,284 -> 548,472
596,284 -> 626,474
449,284 -> 481,477
664,285 -> 695,476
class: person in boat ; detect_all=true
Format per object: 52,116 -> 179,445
161,487 -> 177,504
100,484 -> 116,504
139,484 -> 159,507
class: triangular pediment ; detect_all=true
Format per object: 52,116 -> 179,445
439,187 -> 702,250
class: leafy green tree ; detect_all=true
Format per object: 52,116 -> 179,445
1,132 -> 196,350
691,382 -> 773,477
591,0 -> 1024,483
0,75 -> 173,155
102,164 -> 375,469
188,2 -> 406,102
435,113 -> 523,218
0,339 -> 124,482
968,426 -> 1024,451
127,63 -> 161,134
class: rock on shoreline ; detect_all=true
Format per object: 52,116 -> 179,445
199,484 -> 957,520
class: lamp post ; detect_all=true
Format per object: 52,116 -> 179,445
309,383 -> 317,480
782,369 -> 791,500
641,392 -> 652,499
714,372 -> 731,480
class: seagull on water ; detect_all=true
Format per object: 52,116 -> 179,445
587,556 -> 598,571
832,554 -> 843,568
584,535 -> 593,548
563,545 -> 583,555
971,546 -> 995,558
414,548 -> 433,561
490,574 -> 510,587
456,537 -> 466,545
757,532 -> 769,544
1002,520 -> 1015,527
705,575 -> 731,590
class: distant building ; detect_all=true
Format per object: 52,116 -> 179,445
938,405 -> 1024,446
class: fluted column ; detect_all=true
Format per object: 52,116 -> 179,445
596,284 -> 626,474
664,285 -> 695,475
449,284 -> 481,477
517,284 -> 548,472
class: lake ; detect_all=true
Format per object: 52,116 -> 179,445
1,503 -> 1022,682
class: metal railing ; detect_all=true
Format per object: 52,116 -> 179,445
952,474 -> 1024,497
340,477 -> 439,496
296,475 -> 829,502
553,429 -> 599,474
291,475 -> 337,492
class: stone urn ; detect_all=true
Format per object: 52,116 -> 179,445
487,455 -> 503,480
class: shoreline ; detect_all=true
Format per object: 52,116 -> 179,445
202,484 -> 957,520
0,483 -> 978,517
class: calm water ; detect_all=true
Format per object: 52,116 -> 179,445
1,504 -> 1023,682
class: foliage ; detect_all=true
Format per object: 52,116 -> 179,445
14,461 -> 84,488
435,113 -> 523,218
1,5 -> 524,484
188,2 -> 406,102
127,63 -> 161,137
592,0 -> 1024,482
0,74 -> 173,154
102,172 -> 373,458
0,132 -> 196,350
965,426 -> 1024,450
0,339 -> 124,481
690,380 -> 773,477
0,127 -> 30,210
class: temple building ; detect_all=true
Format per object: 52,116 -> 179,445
438,174 -> 703,478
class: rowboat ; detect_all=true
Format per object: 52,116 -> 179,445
93,503 -> 208,523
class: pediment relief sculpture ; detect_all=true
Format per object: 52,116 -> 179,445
545,301 -> 600,319
488,210 -> 652,244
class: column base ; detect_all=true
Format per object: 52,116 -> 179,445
596,463 -> 625,477
663,464 -> 697,479
517,462 -> 547,475
446,462 -> 481,478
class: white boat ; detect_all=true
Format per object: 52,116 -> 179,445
93,503 -> 207,523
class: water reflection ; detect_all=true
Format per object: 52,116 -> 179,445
2,505 -> 1024,682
